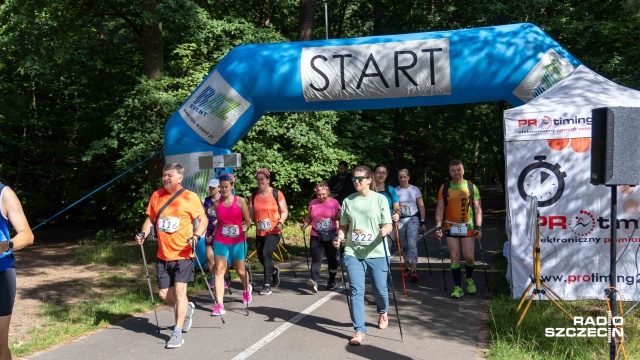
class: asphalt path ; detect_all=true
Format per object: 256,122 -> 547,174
29,187 -> 505,360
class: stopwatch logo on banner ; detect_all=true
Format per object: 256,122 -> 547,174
539,115 -> 553,129
517,155 -> 567,207
569,210 -> 596,236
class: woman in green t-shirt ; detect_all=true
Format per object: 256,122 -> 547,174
333,165 -> 392,346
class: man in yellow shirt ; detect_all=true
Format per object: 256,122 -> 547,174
435,160 -> 483,298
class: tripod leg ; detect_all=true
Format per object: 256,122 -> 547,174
541,281 -> 573,310
516,293 -> 536,328
516,280 -> 535,312
541,283 -> 573,321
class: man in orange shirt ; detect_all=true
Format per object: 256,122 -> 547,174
136,163 -> 208,349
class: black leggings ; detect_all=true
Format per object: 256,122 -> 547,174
256,233 -> 280,285
310,235 -> 338,282
0,268 -> 16,316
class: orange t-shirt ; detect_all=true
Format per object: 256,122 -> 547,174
146,187 -> 205,261
251,189 -> 285,237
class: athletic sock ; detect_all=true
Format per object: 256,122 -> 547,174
451,263 -> 462,287
465,262 -> 475,279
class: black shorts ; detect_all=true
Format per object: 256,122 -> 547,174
156,259 -> 194,290
0,268 -> 16,316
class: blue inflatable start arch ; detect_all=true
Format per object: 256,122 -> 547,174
165,23 -> 580,166
166,23 -> 582,266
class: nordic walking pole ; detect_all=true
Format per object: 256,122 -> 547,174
244,241 -> 250,316
394,221 -> 408,298
420,227 -> 435,274
436,229 -> 447,290
278,233 -> 297,278
476,235 -> 490,292
302,227 -> 311,278
337,247 -> 352,314
191,238 -> 225,324
382,231 -> 404,342
138,235 -> 168,333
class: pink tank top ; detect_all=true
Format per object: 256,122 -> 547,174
214,195 -> 246,245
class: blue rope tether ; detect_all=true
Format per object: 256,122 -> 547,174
31,149 -> 163,231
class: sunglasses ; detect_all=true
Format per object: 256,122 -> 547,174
352,176 -> 370,183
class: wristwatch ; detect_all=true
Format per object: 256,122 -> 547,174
4,241 -> 13,252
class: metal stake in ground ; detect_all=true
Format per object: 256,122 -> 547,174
138,237 -> 169,333
278,234 -> 297,278
383,234 -> 404,342
191,238 -> 225,324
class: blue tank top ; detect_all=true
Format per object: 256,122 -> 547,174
0,184 -> 15,271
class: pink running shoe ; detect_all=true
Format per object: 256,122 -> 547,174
210,303 -> 225,316
243,284 -> 253,304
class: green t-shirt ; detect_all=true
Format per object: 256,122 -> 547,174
340,191 -> 392,259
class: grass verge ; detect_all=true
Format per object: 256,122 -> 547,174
487,255 -> 640,359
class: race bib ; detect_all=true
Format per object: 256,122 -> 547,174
317,218 -> 332,231
207,206 -> 217,217
449,222 -> 468,236
257,219 -> 272,231
400,203 -> 412,216
222,224 -> 240,237
158,216 -> 180,233
351,229 -> 375,246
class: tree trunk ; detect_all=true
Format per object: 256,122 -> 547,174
142,0 -> 163,79
299,0 -> 316,40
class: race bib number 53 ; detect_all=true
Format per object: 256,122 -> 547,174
351,229 -> 375,246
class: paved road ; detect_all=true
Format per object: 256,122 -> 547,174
28,188 -> 505,360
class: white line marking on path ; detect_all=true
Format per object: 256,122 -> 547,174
231,291 -> 340,360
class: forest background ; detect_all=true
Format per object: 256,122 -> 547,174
1,0 -> 639,230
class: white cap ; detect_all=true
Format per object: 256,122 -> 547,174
208,179 -> 220,188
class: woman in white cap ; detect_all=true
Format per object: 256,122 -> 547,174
203,178 -> 229,288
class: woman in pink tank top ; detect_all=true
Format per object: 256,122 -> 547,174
209,173 -> 252,316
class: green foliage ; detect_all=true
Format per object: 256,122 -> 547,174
1,0 -> 639,234
233,111 -> 355,214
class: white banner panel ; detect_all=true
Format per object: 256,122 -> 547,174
301,39 -> 451,102
506,140 -> 640,300
179,71 -> 252,145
